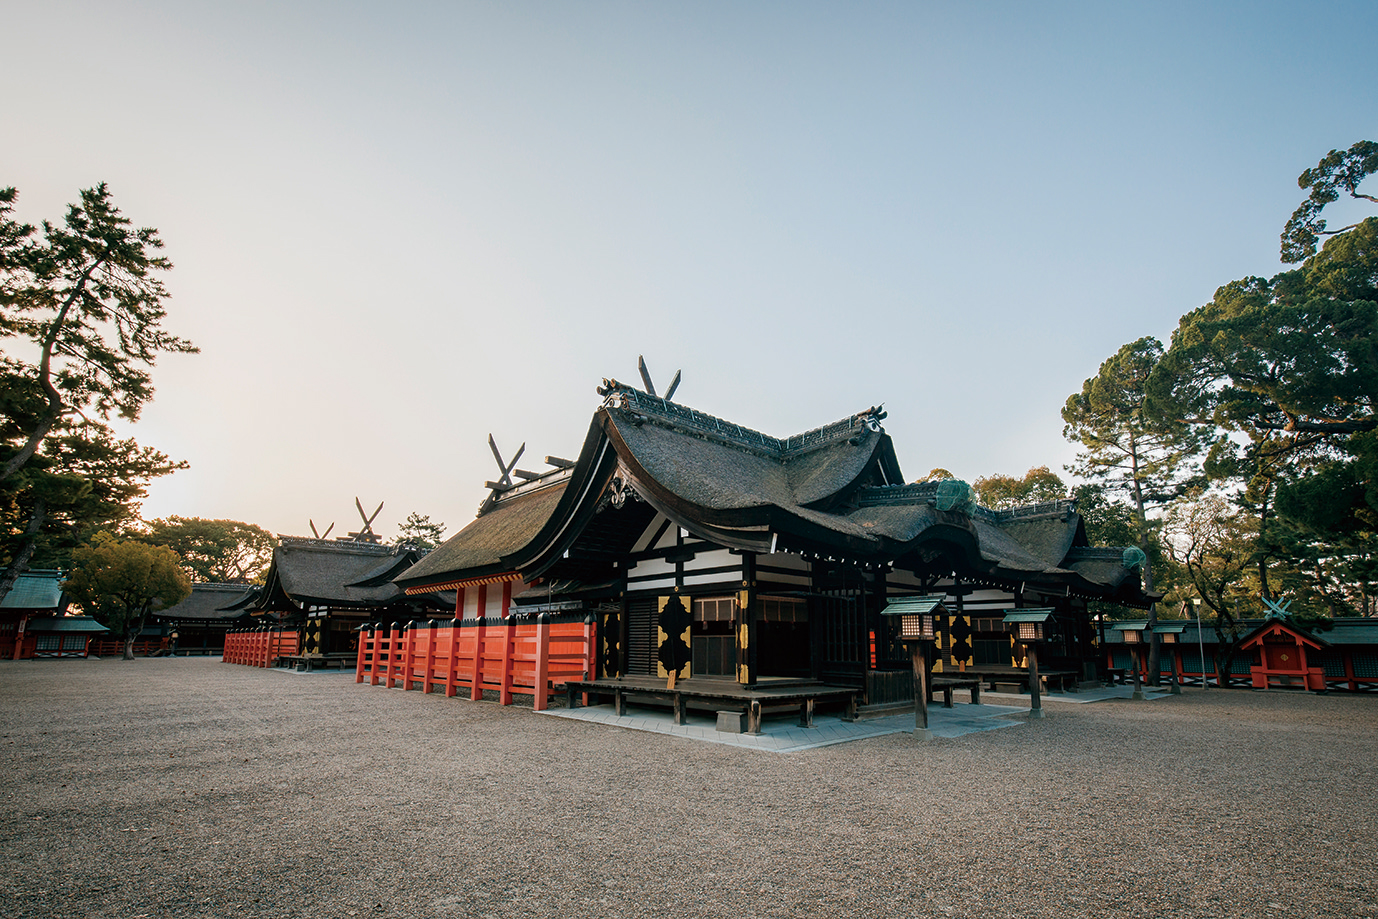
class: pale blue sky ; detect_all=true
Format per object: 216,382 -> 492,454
5,1 -> 1376,540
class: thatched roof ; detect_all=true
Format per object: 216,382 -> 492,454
255,539 -> 423,611
153,583 -> 258,622
396,482 -> 569,591
394,381 -> 1154,604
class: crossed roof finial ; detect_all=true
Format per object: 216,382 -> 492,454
638,355 -> 681,401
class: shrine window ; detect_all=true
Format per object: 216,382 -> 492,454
760,596 -> 808,622
692,596 -> 737,622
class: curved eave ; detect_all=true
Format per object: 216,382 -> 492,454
498,414 -> 623,578
602,409 -> 891,528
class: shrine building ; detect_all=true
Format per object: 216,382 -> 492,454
392,377 -> 1156,711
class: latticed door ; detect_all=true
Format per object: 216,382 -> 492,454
813,593 -> 866,685
625,598 -> 658,675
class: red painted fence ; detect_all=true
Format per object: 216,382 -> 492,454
222,627 -> 300,667
355,615 -> 596,711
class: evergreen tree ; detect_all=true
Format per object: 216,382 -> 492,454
64,533 -> 191,660
140,517 -> 278,584
396,512 -> 446,550
0,184 -> 193,602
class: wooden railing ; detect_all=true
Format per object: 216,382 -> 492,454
222,627 -> 300,668
355,615 -> 596,711
90,638 -> 168,657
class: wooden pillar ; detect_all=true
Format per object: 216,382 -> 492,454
738,552 -> 757,686
1027,642 -> 1044,719
911,641 -> 931,739
737,588 -> 757,687
616,595 -> 629,679
534,613 -> 551,711
581,613 -> 596,707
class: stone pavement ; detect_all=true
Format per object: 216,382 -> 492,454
541,700 -> 1022,751
541,682 -> 1174,751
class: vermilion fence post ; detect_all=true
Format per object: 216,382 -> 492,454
421,620 -> 437,693
385,622 -> 402,688
355,623 -> 371,683
404,621 -> 420,691
499,617 -> 515,705
371,623 -> 386,686
444,619 -> 460,697
534,613 -> 551,711
470,617 -> 487,701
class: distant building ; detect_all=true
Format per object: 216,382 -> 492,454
1,570 -> 108,659
247,539 -> 451,659
1106,616 -> 1378,692
151,583 -> 259,656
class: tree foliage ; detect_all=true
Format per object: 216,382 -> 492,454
1117,144 -> 1378,619
0,183 -> 196,480
395,512 -> 446,550
972,466 -> 1066,510
1,368 -> 183,592
140,517 -> 278,584
64,533 -> 191,660
1160,492 -> 1255,671
1064,339 -> 1204,519
1281,140 -> 1378,263
0,184 -> 192,603
1147,229 -> 1378,443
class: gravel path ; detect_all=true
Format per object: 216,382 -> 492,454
1,658 -> 1375,919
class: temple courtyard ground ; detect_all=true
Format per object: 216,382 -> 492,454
0,658 -> 1374,919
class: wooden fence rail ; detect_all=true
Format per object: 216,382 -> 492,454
90,638 -> 168,657
355,614 -> 596,712
222,628 -> 300,668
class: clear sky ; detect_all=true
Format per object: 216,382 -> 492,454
5,1 -> 1376,542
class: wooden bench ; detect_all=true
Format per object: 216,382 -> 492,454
960,668 -> 1080,694
275,653 -> 355,672
928,676 -> 981,708
563,680 -> 858,734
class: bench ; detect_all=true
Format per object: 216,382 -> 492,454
928,676 -> 981,708
563,680 -> 857,734
275,653 -> 355,672
961,668 -> 1080,694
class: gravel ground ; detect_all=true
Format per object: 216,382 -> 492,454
1,658 -> 1375,919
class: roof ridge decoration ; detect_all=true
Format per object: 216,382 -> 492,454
855,484 -> 1077,523
597,378 -> 886,460
1063,547 -> 1127,560
479,434 -> 579,514
278,536 -> 405,556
